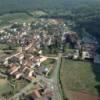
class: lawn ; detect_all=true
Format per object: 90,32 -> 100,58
60,59 -> 100,97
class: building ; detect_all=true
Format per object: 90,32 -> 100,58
73,50 -> 80,59
9,65 -> 20,75
94,54 -> 100,64
81,42 -> 96,60
82,51 -> 94,60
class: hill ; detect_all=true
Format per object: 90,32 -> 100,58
0,0 -> 100,14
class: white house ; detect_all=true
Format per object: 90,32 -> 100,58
82,51 -> 94,60
73,50 -> 79,59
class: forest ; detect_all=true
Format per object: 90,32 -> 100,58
0,0 -> 100,14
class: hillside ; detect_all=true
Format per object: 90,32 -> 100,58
0,0 -> 100,14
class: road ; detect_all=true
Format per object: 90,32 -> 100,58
51,53 -> 62,100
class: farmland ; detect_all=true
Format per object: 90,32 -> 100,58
60,59 -> 100,99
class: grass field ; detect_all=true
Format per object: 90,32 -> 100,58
0,10 -> 48,28
8,77 -> 29,94
0,78 -> 13,95
13,79 -> 29,93
0,12 -> 36,27
0,77 -> 29,99
60,59 -> 100,97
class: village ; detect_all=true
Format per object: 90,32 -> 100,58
0,18 -> 100,100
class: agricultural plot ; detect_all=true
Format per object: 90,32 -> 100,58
60,59 -> 100,99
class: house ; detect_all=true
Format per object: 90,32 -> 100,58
28,87 -> 53,100
26,60 -> 33,68
81,51 -> 94,60
4,60 -> 8,66
16,53 -> 24,60
29,71 -> 34,77
38,50 -> 42,55
9,65 -> 26,79
26,76 -> 36,81
82,43 -> 97,52
81,43 -> 96,60
73,50 -> 80,59
23,68 -> 31,77
34,66 -> 46,75
31,63 -> 36,68
29,90 -> 41,99
0,29 -> 5,33
9,65 -> 20,75
13,71 -> 23,79
8,56 -> 20,64
94,54 -> 100,64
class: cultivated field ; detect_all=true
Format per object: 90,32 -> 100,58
60,59 -> 100,100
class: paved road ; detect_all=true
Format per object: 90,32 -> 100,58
37,75 -> 62,100
51,53 -> 62,100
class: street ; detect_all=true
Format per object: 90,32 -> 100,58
51,53 -> 62,100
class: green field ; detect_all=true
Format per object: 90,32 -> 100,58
0,10 -> 48,28
12,79 -> 29,93
0,12 -> 36,27
60,59 -> 100,96
0,78 -> 13,95
0,75 -> 29,99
